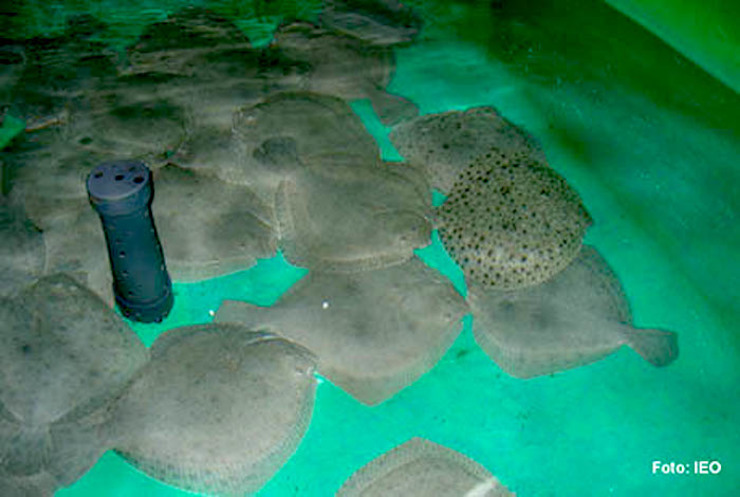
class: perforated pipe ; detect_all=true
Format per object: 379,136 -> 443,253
87,160 -> 173,323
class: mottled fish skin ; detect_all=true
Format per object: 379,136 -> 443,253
5,97 -> 188,236
390,106 -> 547,195
123,7 -> 254,77
0,274 -> 148,427
108,324 -> 317,497
230,91 -> 381,197
0,274 -> 147,487
216,256 -> 469,405
469,245 -> 679,378
274,157 -> 433,273
438,143 -> 591,290
151,163 -> 278,282
269,21 -> 418,125
337,437 -> 515,497
121,10 -> 266,131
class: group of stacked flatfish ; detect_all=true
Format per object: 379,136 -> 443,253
1,6 -> 422,305
1,3 -> 678,496
0,273 -> 318,497
390,107 -> 679,379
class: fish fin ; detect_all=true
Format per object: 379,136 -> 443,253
625,327 -> 679,367
371,91 -> 419,126
214,300 -> 265,329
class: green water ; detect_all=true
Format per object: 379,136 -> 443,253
4,0 -> 737,495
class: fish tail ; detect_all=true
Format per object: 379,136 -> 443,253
371,91 -> 419,126
214,299 -> 265,329
625,327 -> 679,367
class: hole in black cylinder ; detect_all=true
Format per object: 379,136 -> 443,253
134,176 -> 144,184
119,251 -> 126,258
115,174 -> 124,181
94,172 -> 103,178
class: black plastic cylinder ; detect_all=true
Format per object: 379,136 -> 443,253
86,160 -> 173,323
